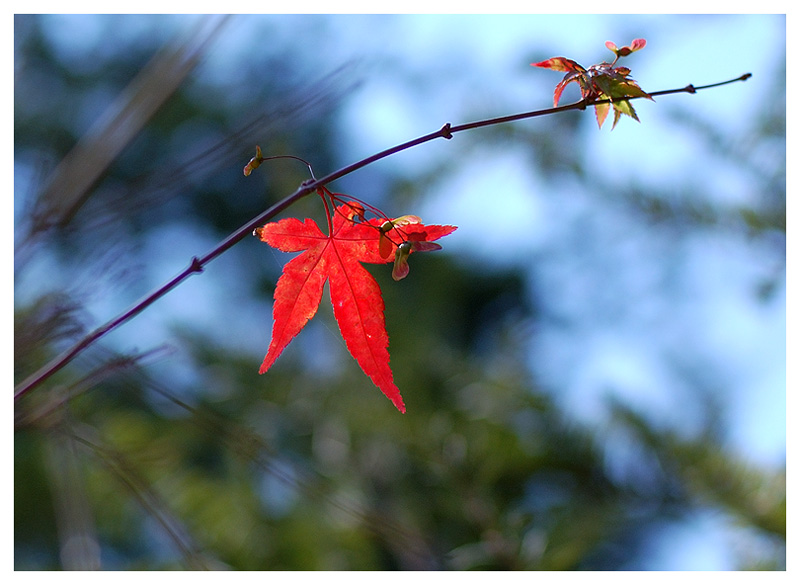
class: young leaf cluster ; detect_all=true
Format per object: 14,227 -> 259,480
533,38 -> 652,129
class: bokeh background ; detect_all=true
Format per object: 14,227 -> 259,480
14,14 -> 785,570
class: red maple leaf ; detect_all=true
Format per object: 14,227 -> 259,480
255,191 -> 457,413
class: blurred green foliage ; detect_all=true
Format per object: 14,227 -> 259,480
14,15 -> 785,570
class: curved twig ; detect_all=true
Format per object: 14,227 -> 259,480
13,73 -> 751,401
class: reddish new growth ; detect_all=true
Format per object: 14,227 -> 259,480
533,38 -> 653,129
254,186 -> 456,412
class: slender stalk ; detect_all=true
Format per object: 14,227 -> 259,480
13,73 -> 751,401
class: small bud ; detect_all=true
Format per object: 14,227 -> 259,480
390,240 -> 442,281
392,242 -> 413,281
243,145 -> 264,176
344,201 -> 366,222
379,215 -> 423,258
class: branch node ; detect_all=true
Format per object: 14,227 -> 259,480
440,123 -> 453,139
685,84 -> 697,94
189,257 -> 204,273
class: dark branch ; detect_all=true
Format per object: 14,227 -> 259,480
13,73 -> 751,400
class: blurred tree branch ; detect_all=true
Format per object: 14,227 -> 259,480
25,16 -> 230,238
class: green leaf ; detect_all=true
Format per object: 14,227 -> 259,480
611,99 -> 640,129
